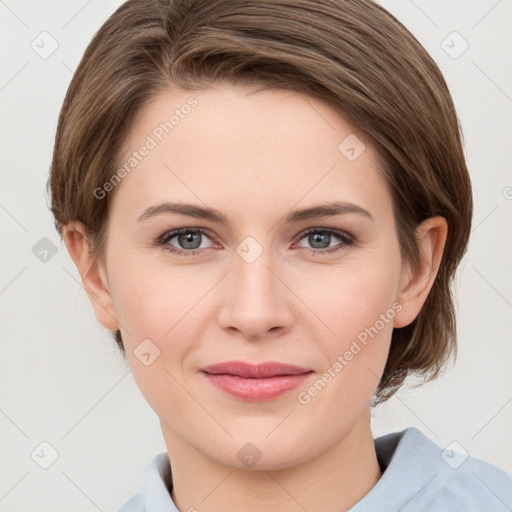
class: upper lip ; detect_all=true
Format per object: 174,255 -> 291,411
200,361 -> 313,378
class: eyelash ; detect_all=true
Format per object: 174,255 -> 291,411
154,227 -> 355,257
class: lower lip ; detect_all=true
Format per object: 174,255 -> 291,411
201,372 -> 313,400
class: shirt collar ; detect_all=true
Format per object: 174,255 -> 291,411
138,427 -> 433,511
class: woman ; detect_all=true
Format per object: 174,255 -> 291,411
47,0 -> 512,510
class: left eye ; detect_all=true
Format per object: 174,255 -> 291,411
294,228 -> 354,253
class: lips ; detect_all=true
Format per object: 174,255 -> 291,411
199,361 -> 314,400
200,361 -> 312,378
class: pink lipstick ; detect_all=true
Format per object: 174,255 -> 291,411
200,361 -> 314,400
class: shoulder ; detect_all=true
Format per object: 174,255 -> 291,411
351,426 -> 512,511
424,441 -> 512,510
117,492 -> 143,512
117,452 -> 175,512
391,427 -> 512,510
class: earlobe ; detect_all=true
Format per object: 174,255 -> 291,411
63,222 -> 119,331
393,216 -> 448,328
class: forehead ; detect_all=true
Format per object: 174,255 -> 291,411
110,83 -> 392,225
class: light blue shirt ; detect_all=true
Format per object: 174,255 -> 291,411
118,426 -> 512,511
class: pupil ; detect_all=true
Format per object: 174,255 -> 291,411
310,232 -> 329,249
179,232 -> 201,249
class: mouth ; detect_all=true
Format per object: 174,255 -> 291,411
200,360 -> 313,378
199,361 -> 314,400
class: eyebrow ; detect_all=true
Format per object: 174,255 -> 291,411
137,201 -> 373,224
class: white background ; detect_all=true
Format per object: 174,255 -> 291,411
1,0 -> 511,510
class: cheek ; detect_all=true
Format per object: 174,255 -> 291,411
310,260 -> 400,345
337,274 -> 397,340
298,251 -> 401,402
109,260 -> 214,402
114,275 -> 196,416
110,256 -> 207,344
293,265 -> 398,419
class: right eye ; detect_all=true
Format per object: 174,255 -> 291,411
155,228 -> 217,256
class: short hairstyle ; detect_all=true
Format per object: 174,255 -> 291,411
47,0 -> 473,403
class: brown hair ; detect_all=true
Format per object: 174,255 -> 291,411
47,0 -> 472,403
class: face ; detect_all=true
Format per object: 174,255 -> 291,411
91,83 -> 409,470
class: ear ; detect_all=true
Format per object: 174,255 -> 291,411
62,221 -> 119,331
393,216 -> 448,328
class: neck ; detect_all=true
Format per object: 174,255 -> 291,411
162,409 -> 382,512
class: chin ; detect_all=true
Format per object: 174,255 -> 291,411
204,435 -> 315,472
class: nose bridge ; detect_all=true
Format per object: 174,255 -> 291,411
233,239 -> 282,308
218,237 -> 293,338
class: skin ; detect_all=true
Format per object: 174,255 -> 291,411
64,82 -> 447,512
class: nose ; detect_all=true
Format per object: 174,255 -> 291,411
217,245 -> 295,341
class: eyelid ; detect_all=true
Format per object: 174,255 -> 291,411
292,226 -> 354,245
155,226 -> 356,256
157,227 -> 217,248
